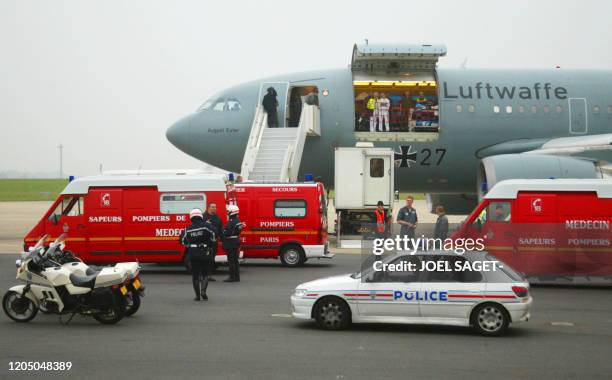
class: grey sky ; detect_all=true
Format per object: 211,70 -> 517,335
1,0 -> 611,177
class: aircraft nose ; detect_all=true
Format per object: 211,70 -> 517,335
166,116 -> 193,153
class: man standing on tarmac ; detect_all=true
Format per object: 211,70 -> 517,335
180,209 -> 216,301
204,203 -> 223,282
397,195 -> 418,245
374,201 -> 391,239
222,204 -> 246,282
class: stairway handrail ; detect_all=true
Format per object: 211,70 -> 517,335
288,104 -> 318,181
240,105 -> 267,179
280,142 -> 294,182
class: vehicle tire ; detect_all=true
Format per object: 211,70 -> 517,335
280,245 -> 306,267
93,304 -> 124,325
3,291 -> 38,323
124,291 -> 141,317
471,303 -> 510,336
313,296 -> 351,330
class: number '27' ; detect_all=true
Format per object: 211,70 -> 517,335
420,148 -> 446,166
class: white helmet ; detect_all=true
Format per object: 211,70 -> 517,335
227,204 -> 240,215
189,208 -> 203,220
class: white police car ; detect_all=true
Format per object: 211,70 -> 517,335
291,251 -> 532,336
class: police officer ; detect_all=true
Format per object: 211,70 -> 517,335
203,203 -> 223,282
222,204 -> 245,282
180,208 -> 216,301
397,195 -> 418,245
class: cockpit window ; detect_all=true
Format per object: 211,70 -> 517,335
226,98 -> 241,111
212,99 -> 227,112
198,97 -> 242,112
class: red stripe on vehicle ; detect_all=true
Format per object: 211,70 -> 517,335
306,293 -> 319,297
343,293 -> 370,297
377,293 -> 393,297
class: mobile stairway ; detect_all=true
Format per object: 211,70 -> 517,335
240,103 -> 320,182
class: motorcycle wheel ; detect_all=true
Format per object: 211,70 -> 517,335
3,291 -> 38,323
124,291 -> 141,317
92,304 -> 124,325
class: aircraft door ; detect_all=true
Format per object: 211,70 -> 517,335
364,155 -> 392,206
569,98 -> 587,134
259,82 -> 289,128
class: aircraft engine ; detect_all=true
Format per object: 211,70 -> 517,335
478,154 -> 605,199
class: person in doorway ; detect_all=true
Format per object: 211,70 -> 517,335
376,92 -> 390,132
262,87 -> 279,128
222,204 -> 246,282
373,201 -> 390,239
367,92 -> 379,132
304,88 -> 319,107
433,205 -> 449,240
203,203 -> 223,282
180,208 -> 216,301
397,195 -> 418,244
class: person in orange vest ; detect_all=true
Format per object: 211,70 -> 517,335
373,201 -> 390,238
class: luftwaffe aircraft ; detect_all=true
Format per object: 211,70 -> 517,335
167,43 -> 612,213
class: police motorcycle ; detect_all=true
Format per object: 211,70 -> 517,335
2,234 -> 128,324
42,238 -> 144,317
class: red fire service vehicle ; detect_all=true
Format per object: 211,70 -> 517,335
24,171 -> 332,269
233,182 -> 332,266
453,179 -> 612,284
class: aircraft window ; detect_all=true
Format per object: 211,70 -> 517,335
468,104 -> 475,113
455,104 -> 463,113
226,98 -> 242,112
543,105 -> 550,114
505,106 -> 512,114
518,105 -> 525,113
531,105 -> 538,114
212,99 -> 227,112
555,105 -> 563,113
593,105 -> 600,114
493,105 -> 500,114
198,99 -> 214,111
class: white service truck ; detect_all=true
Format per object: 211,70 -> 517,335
334,143 -> 395,239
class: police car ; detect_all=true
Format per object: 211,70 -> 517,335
291,251 -> 532,336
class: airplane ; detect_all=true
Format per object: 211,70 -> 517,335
167,43 -> 612,214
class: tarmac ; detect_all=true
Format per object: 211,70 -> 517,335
1,201 -> 611,379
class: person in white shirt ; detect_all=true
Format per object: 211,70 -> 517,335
376,93 -> 390,132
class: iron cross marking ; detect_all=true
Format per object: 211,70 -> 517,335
394,145 -> 418,168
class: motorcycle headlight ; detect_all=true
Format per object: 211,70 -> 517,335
15,259 -> 22,268
293,289 -> 307,297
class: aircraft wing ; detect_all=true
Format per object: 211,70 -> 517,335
523,134 -> 612,155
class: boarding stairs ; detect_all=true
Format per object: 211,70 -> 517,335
240,103 -> 320,182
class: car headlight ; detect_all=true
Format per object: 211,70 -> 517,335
293,289 -> 307,297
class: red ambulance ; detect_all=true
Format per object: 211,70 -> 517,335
452,179 -> 612,284
233,182 -> 332,266
24,172 -> 332,269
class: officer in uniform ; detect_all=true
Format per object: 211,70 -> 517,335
397,195 -> 418,245
180,208 -> 216,301
203,203 -> 223,282
222,204 -> 245,282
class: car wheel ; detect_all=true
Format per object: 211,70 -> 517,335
314,297 -> 351,330
3,291 -> 38,323
280,245 -> 305,267
471,303 -> 510,336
